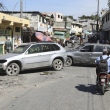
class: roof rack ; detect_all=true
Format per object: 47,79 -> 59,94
36,41 -> 54,43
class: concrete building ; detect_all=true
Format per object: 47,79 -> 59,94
42,12 -> 63,22
1,11 -> 47,31
53,21 -> 71,33
78,19 -> 96,33
0,12 -> 30,54
71,21 -> 82,34
101,9 -> 110,41
42,13 -> 54,35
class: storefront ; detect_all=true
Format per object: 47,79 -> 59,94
0,29 -> 12,54
0,12 -> 30,54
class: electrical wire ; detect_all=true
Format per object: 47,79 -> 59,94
29,0 -> 97,8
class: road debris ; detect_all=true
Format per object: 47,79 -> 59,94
40,71 -> 55,75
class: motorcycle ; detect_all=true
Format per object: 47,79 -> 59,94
96,72 -> 110,95
71,42 -> 75,48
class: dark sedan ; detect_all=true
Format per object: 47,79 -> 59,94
66,43 -> 110,66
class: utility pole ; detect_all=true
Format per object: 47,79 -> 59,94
96,0 -> 99,32
20,0 -> 23,18
65,16 -> 67,29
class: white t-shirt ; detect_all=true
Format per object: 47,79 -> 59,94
71,40 -> 75,43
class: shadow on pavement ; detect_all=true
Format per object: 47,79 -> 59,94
72,63 -> 95,68
75,84 -> 96,95
20,67 -> 52,75
0,67 -> 53,76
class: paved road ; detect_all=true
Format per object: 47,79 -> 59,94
0,40 -> 110,110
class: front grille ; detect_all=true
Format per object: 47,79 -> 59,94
0,60 -> 7,63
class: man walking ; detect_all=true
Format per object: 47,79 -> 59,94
5,38 -> 12,54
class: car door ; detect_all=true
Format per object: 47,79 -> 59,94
23,44 -> 42,69
92,45 -> 104,64
74,45 -> 94,64
40,44 -> 55,66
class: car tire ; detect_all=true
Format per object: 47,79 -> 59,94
66,57 -> 73,67
52,59 -> 63,71
6,63 -> 20,76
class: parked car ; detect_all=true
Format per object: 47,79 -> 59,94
66,43 -> 110,66
0,42 -> 67,76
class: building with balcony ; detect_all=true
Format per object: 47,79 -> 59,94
42,12 -> 63,22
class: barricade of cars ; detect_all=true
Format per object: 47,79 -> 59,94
0,42 -> 109,76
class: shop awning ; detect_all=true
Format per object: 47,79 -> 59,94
35,32 -> 52,41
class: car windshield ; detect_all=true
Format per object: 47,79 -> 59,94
10,45 -> 30,53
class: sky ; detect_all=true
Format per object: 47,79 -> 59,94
0,0 -> 109,19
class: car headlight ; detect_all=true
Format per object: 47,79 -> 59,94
0,60 -> 7,63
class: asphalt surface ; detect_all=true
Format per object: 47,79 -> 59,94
0,40 -> 110,110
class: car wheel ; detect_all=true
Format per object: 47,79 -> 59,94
66,57 -> 73,67
52,59 -> 63,71
6,63 -> 20,76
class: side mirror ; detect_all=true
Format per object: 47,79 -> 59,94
25,51 -> 28,55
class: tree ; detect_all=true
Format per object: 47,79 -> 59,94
68,16 -> 74,20
79,14 -> 101,21
63,16 -> 74,21
63,16 -> 67,21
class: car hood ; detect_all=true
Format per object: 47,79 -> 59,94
0,53 -> 21,59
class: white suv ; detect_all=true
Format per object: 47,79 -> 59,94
0,42 -> 67,76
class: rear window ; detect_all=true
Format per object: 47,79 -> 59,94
52,44 -> 60,50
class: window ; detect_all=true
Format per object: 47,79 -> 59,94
81,46 -> 94,52
94,45 -> 103,52
53,44 -> 60,50
58,15 -> 60,18
15,27 -> 20,32
108,13 -> 109,21
106,15 -> 107,22
50,44 -> 55,51
11,45 -> 30,54
28,44 -> 41,54
61,16 -> 62,19
41,44 -> 51,52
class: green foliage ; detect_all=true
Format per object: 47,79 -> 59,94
63,16 -> 74,21
68,16 -> 74,20
63,16 -> 66,21
79,14 -> 101,21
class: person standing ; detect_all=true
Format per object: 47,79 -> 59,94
71,38 -> 75,48
5,38 -> 12,54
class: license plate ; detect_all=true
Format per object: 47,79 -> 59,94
101,79 -> 105,82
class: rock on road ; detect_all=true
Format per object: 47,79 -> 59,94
0,40 -> 110,110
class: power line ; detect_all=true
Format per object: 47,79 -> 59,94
29,0 -> 97,8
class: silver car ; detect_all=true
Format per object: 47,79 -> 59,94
0,42 -> 67,76
66,43 -> 110,66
